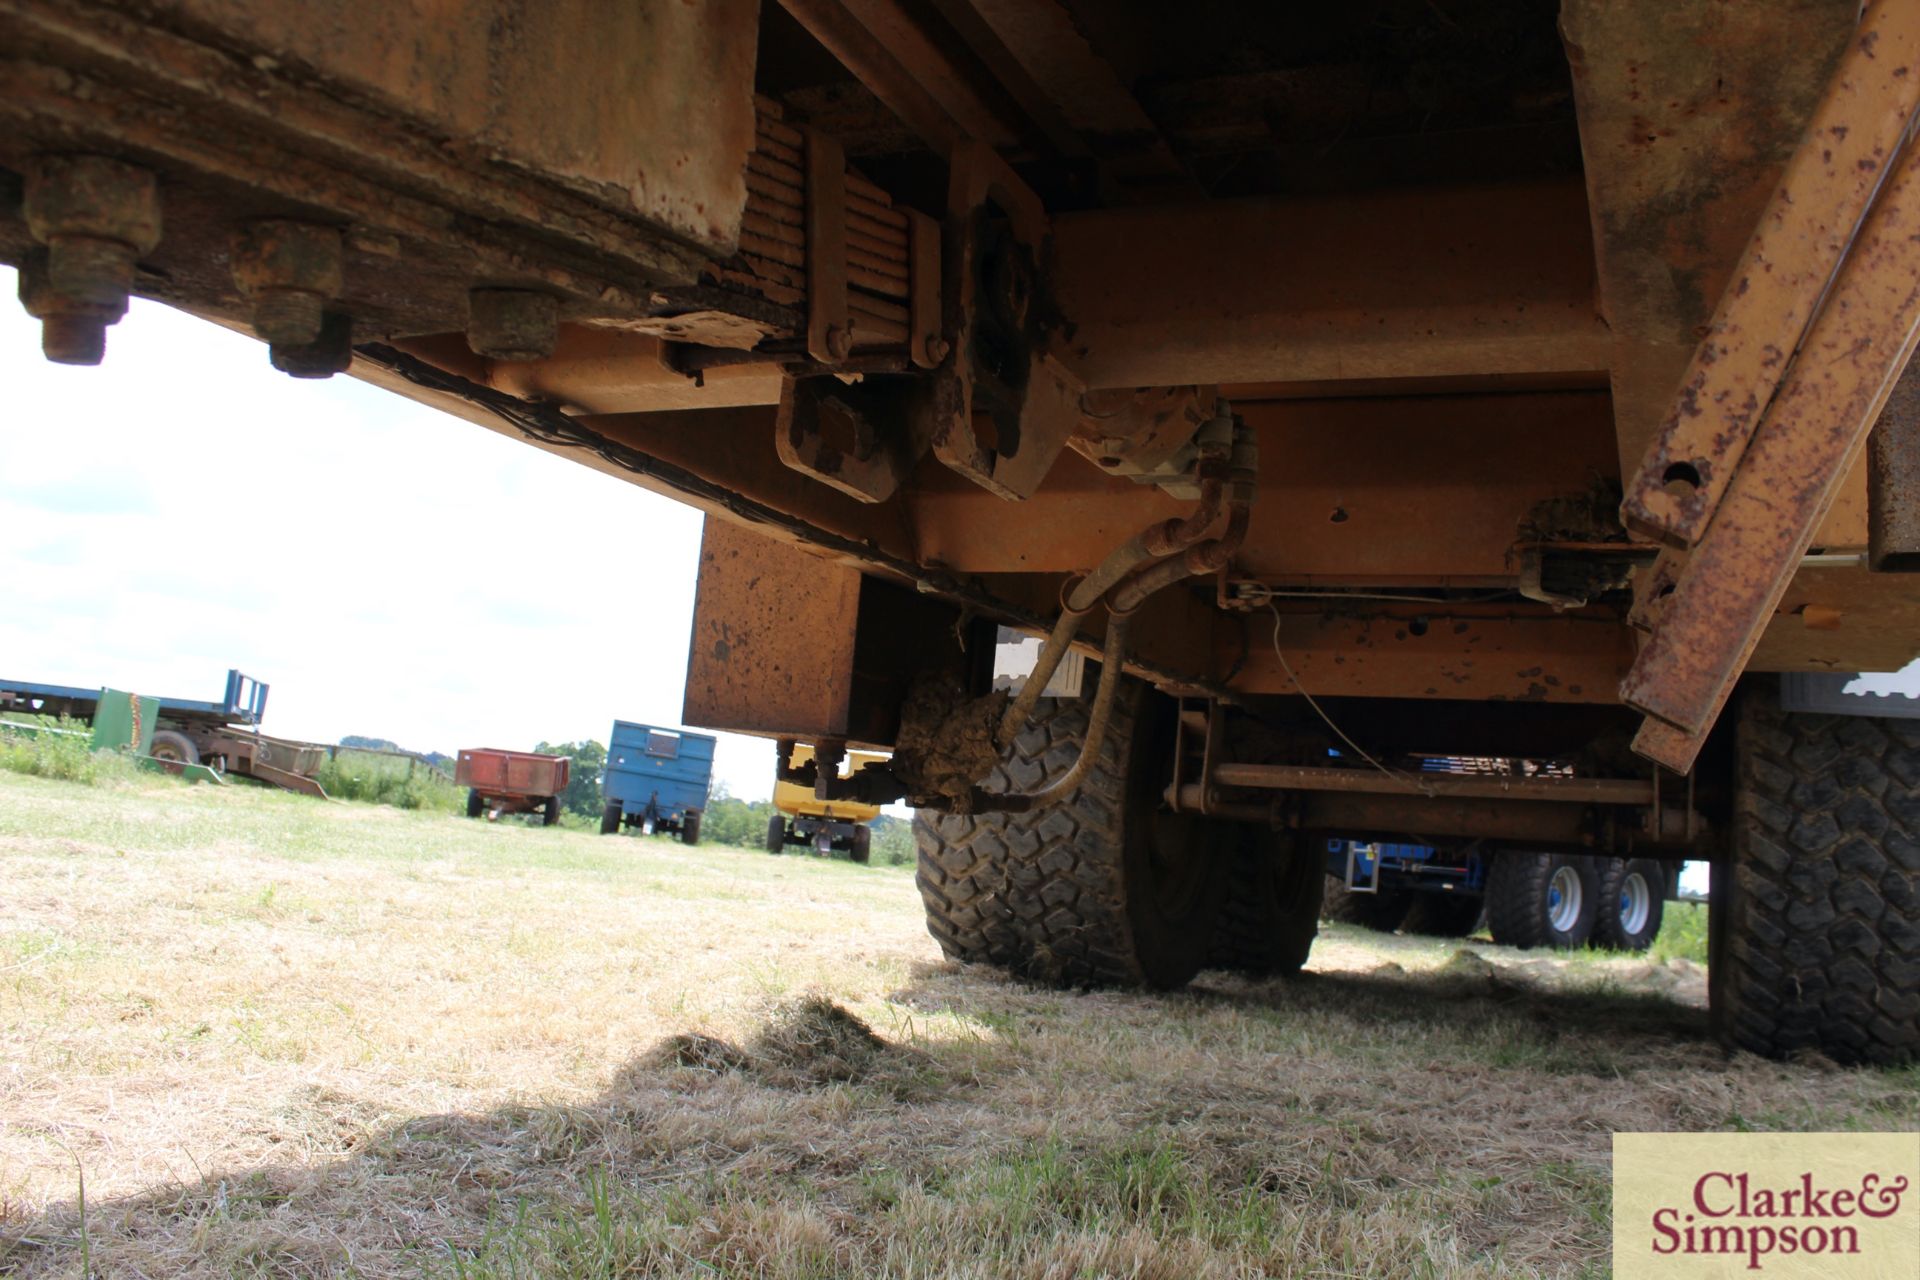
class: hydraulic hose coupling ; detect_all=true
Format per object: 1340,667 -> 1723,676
1228,415 -> 1258,505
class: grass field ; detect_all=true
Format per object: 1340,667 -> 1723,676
1,770 -> 1914,1278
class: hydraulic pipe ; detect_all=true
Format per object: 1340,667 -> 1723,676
1107,503 -> 1251,614
997,605 -> 1083,749
978,615 -> 1131,813
1065,471 -> 1224,613
998,476 -> 1227,749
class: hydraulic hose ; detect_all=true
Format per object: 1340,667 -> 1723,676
997,605 -> 1084,749
978,614 -> 1131,813
999,475 -> 1226,750
1107,502 -> 1251,615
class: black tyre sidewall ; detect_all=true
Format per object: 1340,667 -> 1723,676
1487,851 -> 1600,950
1210,824 -> 1324,974
1594,857 -> 1664,951
600,801 -> 622,835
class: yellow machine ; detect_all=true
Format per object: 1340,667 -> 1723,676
770,744 -> 884,863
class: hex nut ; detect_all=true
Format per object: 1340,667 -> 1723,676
24,156 -> 157,304
17,250 -> 118,366
230,221 -> 345,346
269,310 -> 354,379
20,156 -> 160,363
468,289 -> 558,361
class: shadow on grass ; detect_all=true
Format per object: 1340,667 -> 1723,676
5,953 -> 1895,1280
0,997 -> 956,1279
887,943 -> 1722,1078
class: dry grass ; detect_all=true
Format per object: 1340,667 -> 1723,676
0,770 -> 1913,1278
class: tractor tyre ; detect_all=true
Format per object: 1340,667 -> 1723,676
1320,877 -> 1413,932
542,795 -> 561,827
1593,858 -> 1664,951
1206,826 -> 1324,976
466,788 -> 484,819
766,813 -> 787,853
681,811 -> 702,846
1401,893 -> 1485,938
600,801 -> 623,836
1486,851 -> 1599,950
149,730 -> 200,766
850,824 -> 871,864
1711,683 -> 1920,1064
913,677 -> 1230,988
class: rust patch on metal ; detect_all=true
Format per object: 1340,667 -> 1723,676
1616,0 -> 1920,548
682,518 -> 863,741
1869,357 -> 1920,570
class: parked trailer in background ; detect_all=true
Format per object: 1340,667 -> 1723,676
768,743 -> 884,863
1324,840 -> 1678,952
455,748 -> 569,824
0,669 -> 327,795
600,722 -> 713,844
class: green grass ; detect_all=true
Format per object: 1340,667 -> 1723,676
0,769 -> 1911,1280
0,716 -> 143,787
1649,900 -> 1709,965
313,748 -> 465,812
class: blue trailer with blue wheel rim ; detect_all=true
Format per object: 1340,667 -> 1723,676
599,721 -> 715,844
1324,838 -> 1678,951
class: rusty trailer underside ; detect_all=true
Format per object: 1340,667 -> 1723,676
6,0 -> 1920,826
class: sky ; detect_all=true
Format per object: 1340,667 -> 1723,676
0,267 -> 783,800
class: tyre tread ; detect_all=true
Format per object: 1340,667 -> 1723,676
1719,687 -> 1920,1064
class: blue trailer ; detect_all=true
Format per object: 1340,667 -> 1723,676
599,721 -> 715,844
1323,837 -> 1681,952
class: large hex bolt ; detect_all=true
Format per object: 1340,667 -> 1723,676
268,310 -> 354,379
230,221 -> 344,348
467,288 -> 557,361
20,155 -> 161,365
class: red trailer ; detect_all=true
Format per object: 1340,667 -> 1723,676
454,749 -> 570,825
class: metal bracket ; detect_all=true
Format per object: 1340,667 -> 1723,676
1345,842 -> 1382,895
906,208 -> 944,369
1167,696 -> 1205,813
804,128 -> 851,364
774,374 -> 924,503
918,141 -> 1084,500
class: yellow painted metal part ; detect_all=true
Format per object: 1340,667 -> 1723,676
774,744 -> 886,822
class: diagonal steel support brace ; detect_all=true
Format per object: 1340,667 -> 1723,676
1622,137 -> 1920,772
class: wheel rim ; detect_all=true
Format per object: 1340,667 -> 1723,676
1618,871 -> 1651,936
1547,865 -> 1583,934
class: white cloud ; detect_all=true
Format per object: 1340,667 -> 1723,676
0,269 -> 778,799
